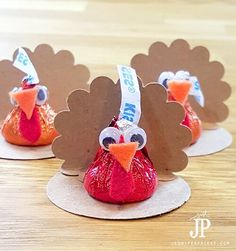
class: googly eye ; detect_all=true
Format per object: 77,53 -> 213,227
99,127 -> 121,150
36,85 -> 48,106
9,87 -> 20,106
124,127 -> 147,150
158,71 -> 175,88
175,71 -> 190,80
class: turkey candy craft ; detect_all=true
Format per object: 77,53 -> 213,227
1,79 -> 58,146
131,39 -> 232,156
84,118 -> 157,203
48,72 -> 192,219
158,70 -> 202,144
0,45 -> 90,159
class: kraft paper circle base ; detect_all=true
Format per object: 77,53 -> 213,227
47,172 -> 191,220
184,127 -> 232,157
0,133 -> 54,160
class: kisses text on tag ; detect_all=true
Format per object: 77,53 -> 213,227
122,103 -> 136,122
120,66 -> 136,93
17,52 -> 29,66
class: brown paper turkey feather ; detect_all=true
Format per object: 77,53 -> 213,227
0,44 -> 90,121
139,82 -> 191,179
52,76 -> 191,179
52,76 -> 121,175
131,39 -> 231,123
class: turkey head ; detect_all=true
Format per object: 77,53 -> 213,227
0,44 -> 90,122
158,71 -> 202,144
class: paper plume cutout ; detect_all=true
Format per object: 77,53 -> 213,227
139,82 -> 191,179
52,77 -> 121,175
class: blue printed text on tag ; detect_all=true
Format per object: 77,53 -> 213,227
16,52 -> 29,66
122,103 -> 136,122
121,66 -> 136,93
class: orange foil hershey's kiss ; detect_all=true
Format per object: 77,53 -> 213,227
2,103 -> 58,146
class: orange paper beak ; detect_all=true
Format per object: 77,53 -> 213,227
109,142 -> 138,172
168,80 -> 192,104
9,88 -> 37,120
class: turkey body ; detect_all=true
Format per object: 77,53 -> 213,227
2,103 -> 58,146
84,148 -> 158,204
168,93 -> 201,144
182,101 -> 201,144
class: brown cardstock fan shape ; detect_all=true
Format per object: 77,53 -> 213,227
131,39 -> 231,123
52,76 -> 191,180
0,44 -> 90,121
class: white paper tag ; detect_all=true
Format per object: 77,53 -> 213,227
13,48 -> 39,84
189,76 -> 204,107
117,65 -> 141,125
